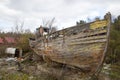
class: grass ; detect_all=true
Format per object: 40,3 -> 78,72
102,62 -> 120,80
0,71 -> 58,80
0,71 -> 29,80
109,63 -> 120,80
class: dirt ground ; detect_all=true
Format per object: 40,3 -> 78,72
0,57 -> 91,80
0,44 -> 116,80
0,55 -> 112,80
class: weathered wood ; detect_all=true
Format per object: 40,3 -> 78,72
29,12 -> 111,76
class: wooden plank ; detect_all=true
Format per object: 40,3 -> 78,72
69,39 -> 106,45
68,35 -> 106,42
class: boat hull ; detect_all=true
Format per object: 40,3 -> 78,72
30,12 -> 111,75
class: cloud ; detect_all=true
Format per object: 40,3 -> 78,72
0,0 -> 120,32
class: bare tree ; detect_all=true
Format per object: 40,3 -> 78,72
42,17 -> 56,33
13,19 -> 25,34
20,21 -> 24,34
48,17 -> 55,33
42,18 -> 50,28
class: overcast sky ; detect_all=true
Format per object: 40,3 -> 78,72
0,0 -> 120,32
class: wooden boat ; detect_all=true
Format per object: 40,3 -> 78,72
29,12 -> 111,75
